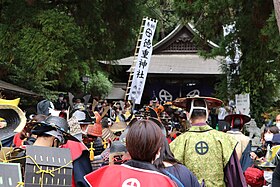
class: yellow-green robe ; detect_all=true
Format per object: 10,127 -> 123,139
170,123 -> 237,187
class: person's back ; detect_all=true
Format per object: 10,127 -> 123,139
85,164 -> 175,187
85,119 -> 176,187
33,116 -> 91,187
154,136 -> 200,187
273,159 -> 280,186
164,163 -> 201,187
227,130 -> 252,172
227,130 -> 250,159
225,114 -> 251,160
61,140 -> 92,187
170,96 -> 247,187
217,106 -> 230,132
171,125 -> 236,186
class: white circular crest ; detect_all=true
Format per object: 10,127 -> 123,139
159,89 -> 173,101
186,89 -> 200,97
122,178 -> 141,187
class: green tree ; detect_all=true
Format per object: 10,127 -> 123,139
0,1 -> 91,95
88,71 -> 112,98
0,0 -> 180,99
0,0 -> 150,98
173,1 -> 280,123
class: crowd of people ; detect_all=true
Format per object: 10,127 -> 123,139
1,93 -> 280,187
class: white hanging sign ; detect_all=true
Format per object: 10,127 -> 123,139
128,18 -> 157,104
235,93 -> 250,115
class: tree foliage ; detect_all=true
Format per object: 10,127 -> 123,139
0,1 -> 90,95
0,0 -> 160,98
0,0 -> 180,99
173,0 -> 280,123
88,71 -> 112,98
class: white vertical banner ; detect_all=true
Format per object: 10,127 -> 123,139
223,23 -> 242,65
128,18 -> 157,104
235,93 -> 250,115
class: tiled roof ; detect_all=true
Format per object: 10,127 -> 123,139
121,54 -> 223,74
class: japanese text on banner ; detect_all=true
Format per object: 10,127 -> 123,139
128,19 -> 157,104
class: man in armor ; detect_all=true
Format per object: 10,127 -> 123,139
8,116 -> 92,187
83,123 -> 104,157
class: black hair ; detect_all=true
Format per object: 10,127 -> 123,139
101,117 -> 109,128
232,118 -> 242,129
190,109 -> 206,120
264,126 -> 279,134
154,138 -> 181,169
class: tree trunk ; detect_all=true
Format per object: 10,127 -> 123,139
273,0 -> 280,34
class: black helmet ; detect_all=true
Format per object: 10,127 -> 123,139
110,141 -> 127,153
32,116 -> 79,144
45,116 -> 69,133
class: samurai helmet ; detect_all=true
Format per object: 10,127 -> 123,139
32,116 -> 79,144
87,123 -> 102,137
0,98 -> 27,141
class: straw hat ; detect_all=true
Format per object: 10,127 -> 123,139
224,114 -> 251,128
172,96 -> 223,111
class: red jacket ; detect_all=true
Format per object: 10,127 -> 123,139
61,140 -> 91,187
85,164 -> 176,187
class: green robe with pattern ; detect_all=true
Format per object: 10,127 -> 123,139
170,124 -> 237,187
